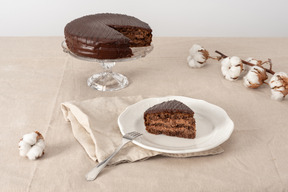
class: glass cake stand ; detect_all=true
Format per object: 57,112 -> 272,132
61,41 -> 153,91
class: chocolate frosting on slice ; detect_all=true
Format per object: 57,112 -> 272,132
144,100 -> 194,115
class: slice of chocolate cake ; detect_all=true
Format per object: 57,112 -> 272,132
144,100 -> 196,139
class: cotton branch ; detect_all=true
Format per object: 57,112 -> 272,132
215,50 -> 275,75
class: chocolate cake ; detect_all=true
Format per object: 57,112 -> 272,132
144,100 -> 196,139
64,13 -> 152,59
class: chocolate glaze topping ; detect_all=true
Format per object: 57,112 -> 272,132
144,100 -> 194,115
65,13 -> 151,41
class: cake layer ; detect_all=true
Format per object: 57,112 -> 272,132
110,26 -> 152,47
146,123 -> 195,130
65,41 -> 133,59
145,112 -> 195,128
146,126 -> 196,139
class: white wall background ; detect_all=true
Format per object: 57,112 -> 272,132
1,0 -> 288,37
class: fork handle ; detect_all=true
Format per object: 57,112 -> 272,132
85,139 -> 130,181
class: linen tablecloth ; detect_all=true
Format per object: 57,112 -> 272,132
1,37 -> 288,191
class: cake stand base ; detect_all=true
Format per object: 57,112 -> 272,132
62,41 -> 153,92
87,72 -> 129,91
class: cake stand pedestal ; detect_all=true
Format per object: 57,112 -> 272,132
62,41 -> 153,91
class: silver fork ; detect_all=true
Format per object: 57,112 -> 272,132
85,131 -> 142,181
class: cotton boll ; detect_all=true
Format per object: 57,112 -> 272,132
269,72 -> 288,101
187,44 -> 209,68
221,56 -> 243,81
243,66 -> 267,88
19,131 -> 45,160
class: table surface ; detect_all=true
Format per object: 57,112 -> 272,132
1,37 -> 288,191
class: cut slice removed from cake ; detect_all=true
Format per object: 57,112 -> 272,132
143,100 -> 196,139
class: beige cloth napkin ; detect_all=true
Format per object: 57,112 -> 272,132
61,96 -> 224,165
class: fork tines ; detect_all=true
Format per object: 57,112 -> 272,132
124,131 -> 142,140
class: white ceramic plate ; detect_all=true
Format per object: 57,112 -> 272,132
118,96 -> 234,154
